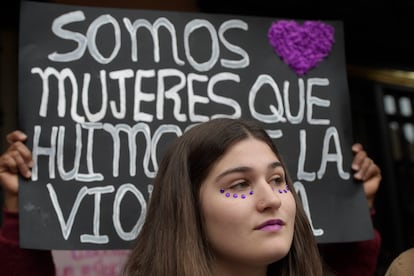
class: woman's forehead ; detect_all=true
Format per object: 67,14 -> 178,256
210,139 -> 280,172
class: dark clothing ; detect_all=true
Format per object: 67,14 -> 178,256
0,209 -> 55,276
0,209 -> 381,276
320,228 -> 382,275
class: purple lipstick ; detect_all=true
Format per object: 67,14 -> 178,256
255,219 -> 285,232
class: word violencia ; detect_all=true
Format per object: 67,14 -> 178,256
32,122 -> 348,243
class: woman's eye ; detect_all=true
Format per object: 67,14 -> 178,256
270,176 -> 285,186
230,181 -> 250,190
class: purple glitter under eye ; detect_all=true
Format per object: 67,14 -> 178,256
219,189 -> 254,199
219,185 -> 289,199
278,185 -> 290,194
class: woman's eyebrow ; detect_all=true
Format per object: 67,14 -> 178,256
269,161 -> 283,169
215,166 -> 252,182
215,161 -> 283,181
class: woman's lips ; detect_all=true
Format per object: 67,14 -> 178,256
255,219 -> 285,231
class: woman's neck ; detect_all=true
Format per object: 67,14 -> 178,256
212,260 -> 267,276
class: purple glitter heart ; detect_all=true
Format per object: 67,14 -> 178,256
268,20 -> 335,76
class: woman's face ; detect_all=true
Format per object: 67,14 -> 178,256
199,138 -> 296,273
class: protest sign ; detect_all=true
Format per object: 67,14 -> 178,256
18,1 -> 373,249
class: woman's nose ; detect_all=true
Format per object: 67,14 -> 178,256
255,180 -> 282,211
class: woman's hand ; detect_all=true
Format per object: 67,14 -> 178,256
0,130 -> 33,212
351,143 -> 382,209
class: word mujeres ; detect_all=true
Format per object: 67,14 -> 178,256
32,67 -> 332,127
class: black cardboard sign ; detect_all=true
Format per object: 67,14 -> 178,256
18,1 -> 373,249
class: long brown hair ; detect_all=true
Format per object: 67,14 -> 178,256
122,118 -> 323,276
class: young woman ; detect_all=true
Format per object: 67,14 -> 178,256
122,118 -> 322,275
0,118 -> 381,275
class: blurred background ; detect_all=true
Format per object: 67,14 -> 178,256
1,1 -> 414,275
